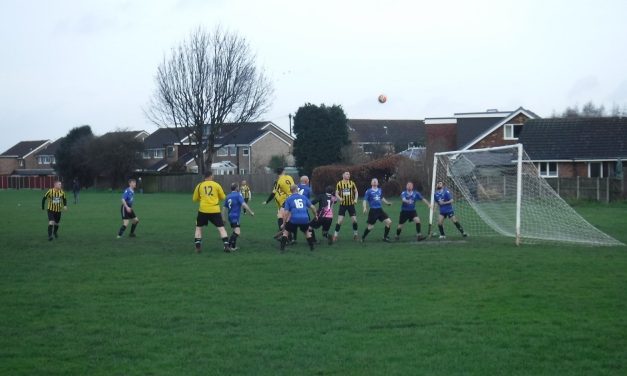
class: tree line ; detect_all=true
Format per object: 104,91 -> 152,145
55,125 -> 143,189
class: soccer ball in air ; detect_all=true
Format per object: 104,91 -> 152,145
378,94 -> 387,103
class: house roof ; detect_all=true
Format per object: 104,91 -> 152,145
102,130 -> 149,140
217,122 -> 271,145
0,140 -> 50,158
143,128 -> 186,149
456,117 -> 507,149
36,138 -> 64,156
348,119 -> 425,146
519,117 -> 627,160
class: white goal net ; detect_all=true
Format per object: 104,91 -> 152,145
429,144 -> 623,246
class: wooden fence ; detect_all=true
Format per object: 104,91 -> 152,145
0,175 -> 59,189
139,173 -> 283,194
545,177 -> 626,202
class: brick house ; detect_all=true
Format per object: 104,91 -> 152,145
347,119 -> 425,157
214,122 -> 295,174
0,140 -> 51,175
142,122 -> 294,174
518,117 -> 627,178
424,107 -> 539,167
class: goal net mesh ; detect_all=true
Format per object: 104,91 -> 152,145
431,145 -> 623,246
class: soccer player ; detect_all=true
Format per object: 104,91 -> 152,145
263,167 -> 295,238
294,175 -> 312,242
41,180 -> 67,241
332,171 -> 359,242
434,181 -> 467,239
362,178 -> 393,242
310,185 -> 337,244
395,182 -> 432,241
118,179 -> 140,238
193,171 -> 230,253
240,180 -> 252,214
297,175 -> 312,198
280,185 -> 317,251
223,183 -> 255,251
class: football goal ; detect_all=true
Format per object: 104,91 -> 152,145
429,144 -> 623,246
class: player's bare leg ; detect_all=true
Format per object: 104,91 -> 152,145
129,217 -> 139,237
305,228 -> 315,251
229,226 -> 241,250
414,217 -> 426,241
47,219 -> 55,241
451,216 -> 467,237
194,226 -> 203,252
395,223 -> 404,241
382,218 -> 392,242
217,226 -> 231,252
118,219 -> 130,238
437,215 -> 446,239
332,215 -> 345,242
351,215 -> 359,240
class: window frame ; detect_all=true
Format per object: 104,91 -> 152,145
504,124 -> 523,140
242,148 -> 250,156
537,162 -> 558,178
217,147 -> 228,157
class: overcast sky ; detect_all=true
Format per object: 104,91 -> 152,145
1,0 -> 626,152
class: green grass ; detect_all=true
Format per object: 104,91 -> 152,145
1,190 -> 626,375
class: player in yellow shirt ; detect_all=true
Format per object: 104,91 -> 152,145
263,167 -> 295,237
193,171 -> 230,253
41,180 -> 68,241
239,180 -> 252,214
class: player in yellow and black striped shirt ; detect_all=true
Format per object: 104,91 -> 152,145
41,181 -> 67,241
332,171 -> 359,242
240,180 -> 252,214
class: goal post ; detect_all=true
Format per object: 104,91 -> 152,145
428,144 -> 623,246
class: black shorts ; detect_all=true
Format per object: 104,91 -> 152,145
440,211 -> 455,219
338,204 -> 356,217
367,208 -> 389,225
196,212 -> 224,227
285,222 -> 310,234
47,210 -> 61,223
399,210 -> 418,224
310,217 -> 332,232
121,206 -> 137,220
229,218 -> 241,228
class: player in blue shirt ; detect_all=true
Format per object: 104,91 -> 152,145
281,184 -> 317,251
434,181 -> 467,239
361,178 -> 393,242
396,181 -> 432,241
223,183 -> 255,251
292,175 -> 312,243
118,179 -> 139,238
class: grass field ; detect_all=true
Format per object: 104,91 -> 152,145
1,190 -> 626,375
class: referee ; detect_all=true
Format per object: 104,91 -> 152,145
41,181 -> 67,241
332,171 -> 359,242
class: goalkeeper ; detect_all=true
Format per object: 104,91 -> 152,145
434,181 -> 467,239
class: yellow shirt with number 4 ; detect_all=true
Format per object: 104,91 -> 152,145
193,180 -> 226,213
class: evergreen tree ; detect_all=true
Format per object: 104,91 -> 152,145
293,103 -> 350,176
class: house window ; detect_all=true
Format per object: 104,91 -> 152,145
154,149 -> 165,159
504,124 -> 523,140
242,148 -> 250,156
18,159 -> 24,167
217,147 -> 228,157
537,162 -> 558,178
38,156 -> 52,165
228,145 -> 237,156
240,169 -> 247,174
588,162 -> 608,178
143,150 -> 151,159
166,146 -> 175,158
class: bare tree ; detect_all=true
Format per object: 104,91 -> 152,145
146,27 -> 273,175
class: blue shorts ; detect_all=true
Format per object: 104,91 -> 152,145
440,211 -> 455,219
